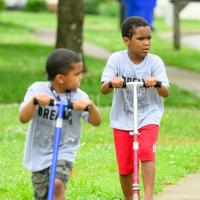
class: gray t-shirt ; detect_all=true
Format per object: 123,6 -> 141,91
101,50 -> 169,130
19,82 -> 89,172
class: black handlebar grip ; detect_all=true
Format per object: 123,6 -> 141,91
33,97 -> 39,105
33,98 -> 89,111
108,81 -> 113,88
49,99 -> 54,106
84,106 -> 90,111
109,81 -> 127,88
33,97 -> 55,106
143,81 -> 162,88
68,102 -> 73,109
154,81 -> 162,88
122,82 -> 127,88
68,103 -> 89,111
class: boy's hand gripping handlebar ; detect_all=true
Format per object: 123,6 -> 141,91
33,97 -> 90,111
108,80 -> 162,88
123,80 -> 162,88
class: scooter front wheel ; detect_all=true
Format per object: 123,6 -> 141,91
133,190 -> 140,200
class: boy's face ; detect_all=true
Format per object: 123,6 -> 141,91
123,26 -> 151,62
56,61 -> 83,92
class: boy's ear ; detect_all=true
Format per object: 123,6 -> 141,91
123,37 -> 130,47
55,74 -> 65,84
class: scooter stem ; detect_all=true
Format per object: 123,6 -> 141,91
47,103 -> 65,200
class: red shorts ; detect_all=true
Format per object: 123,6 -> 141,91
113,124 -> 159,175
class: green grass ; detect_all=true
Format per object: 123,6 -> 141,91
154,17 -> 200,32
0,105 -> 200,199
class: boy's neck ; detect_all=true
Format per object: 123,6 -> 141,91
128,51 -> 145,64
50,81 -> 66,93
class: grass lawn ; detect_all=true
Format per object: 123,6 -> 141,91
0,10 -> 200,199
0,105 -> 200,199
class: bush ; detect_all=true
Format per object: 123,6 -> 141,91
98,1 -> 119,17
23,0 -> 46,12
84,0 -> 101,15
84,0 -> 119,16
0,0 -> 5,10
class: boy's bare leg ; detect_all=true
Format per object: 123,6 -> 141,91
141,161 -> 155,200
54,178 -> 65,200
119,174 -> 133,200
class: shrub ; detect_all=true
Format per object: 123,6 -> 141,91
84,0 -> 119,16
98,1 -> 119,17
23,0 -> 46,12
84,0 -> 101,15
0,0 -> 5,10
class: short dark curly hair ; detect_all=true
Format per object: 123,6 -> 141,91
46,48 -> 81,80
121,16 -> 149,39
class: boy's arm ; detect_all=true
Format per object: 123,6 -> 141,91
101,81 -> 113,94
145,76 -> 169,97
19,94 -> 54,123
73,99 -> 101,126
19,98 -> 37,123
101,77 -> 124,94
88,101 -> 101,126
156,85 -> 169,97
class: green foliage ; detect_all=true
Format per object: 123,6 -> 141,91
0,0 -> 5,10
23,0 -> 46,12
84,0 -> 100,15
98,1 -> 119,17
84,0 -> 119,16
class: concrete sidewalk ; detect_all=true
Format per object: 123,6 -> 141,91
33,29 -> 200,200
154,170 -> 200,200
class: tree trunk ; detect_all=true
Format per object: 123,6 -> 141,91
56,0 -> 84,56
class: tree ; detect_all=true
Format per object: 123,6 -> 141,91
56,0 -> 84,57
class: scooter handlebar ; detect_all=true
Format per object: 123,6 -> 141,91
123,81 -> 162,88
33,98 -> 89,111
33,97 -> 55,106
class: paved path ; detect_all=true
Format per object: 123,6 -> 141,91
33,29 -> 200,199
158,32 -> 200,52
33,29 -> 111,60
154,170 -> 200,200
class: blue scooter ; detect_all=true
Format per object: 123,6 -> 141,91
33,98 -> 88,200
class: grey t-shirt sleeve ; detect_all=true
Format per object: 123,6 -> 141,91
19,83 -> 36,112
151,56 -> 169,88
101,53 -> 119,83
